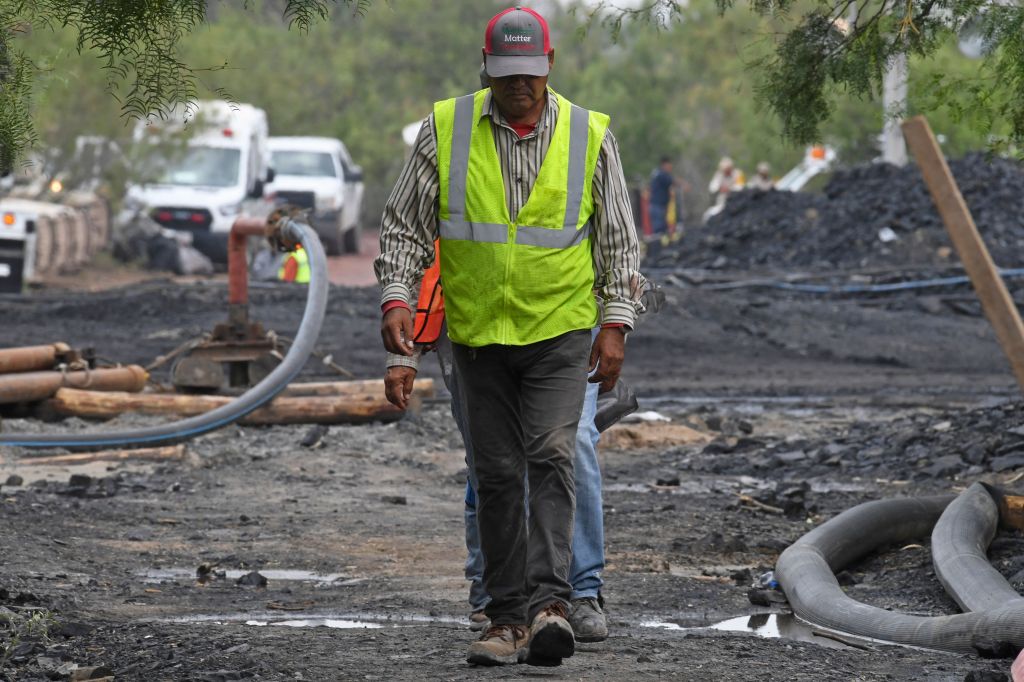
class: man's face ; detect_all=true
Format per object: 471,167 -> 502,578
485,51 -> 554,120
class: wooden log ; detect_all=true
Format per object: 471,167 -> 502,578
0,343 -> 69,374
46,388 -> 409,425
23,444 -> 186,466
902,116 -> 1024,391
0,365 -> 149,404
280,378 -> 435,398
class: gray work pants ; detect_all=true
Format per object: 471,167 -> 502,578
451,329 -> 591,625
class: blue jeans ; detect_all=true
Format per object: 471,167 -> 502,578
649,202 -> 668,235
439,332 -> 604,611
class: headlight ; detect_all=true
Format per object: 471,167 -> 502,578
316,195 -> 339,211
218,201 -> 242,217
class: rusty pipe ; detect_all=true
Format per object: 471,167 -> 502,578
0,365 -> 148,404
228,217 -> 269,307
0,343 -> 71,374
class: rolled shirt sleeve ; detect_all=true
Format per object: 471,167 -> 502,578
374,117 -> 441,309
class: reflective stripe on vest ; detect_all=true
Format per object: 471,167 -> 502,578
435,89 -> 609,347
439,95 -> 592,249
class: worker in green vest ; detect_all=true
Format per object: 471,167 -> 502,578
375,5 -> 646,668
277,245 -> 310,284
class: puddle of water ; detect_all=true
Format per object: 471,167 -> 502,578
641,613 -> 857,650
246,619 -> 382,630
140,568 -> 348,584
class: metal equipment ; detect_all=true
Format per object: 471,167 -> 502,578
170,211 -> 299,392
1,213 -> 329,449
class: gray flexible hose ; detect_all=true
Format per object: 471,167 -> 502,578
0,219 -> 328,449
776,495 -> 1024,653
932,482 -> 1024,613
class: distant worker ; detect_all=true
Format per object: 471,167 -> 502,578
709,156 -> 743,201
375,5 -> 645,668
647,156 -> 675,238
748,161 -> 775,191
704,156 -> 744,222
277,245 -> 309,283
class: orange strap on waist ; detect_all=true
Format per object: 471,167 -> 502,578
413,241 -> 445,344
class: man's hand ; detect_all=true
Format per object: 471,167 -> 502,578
381,306 -> 415,356
589,327 -> 626,393
384,365 -> 417,409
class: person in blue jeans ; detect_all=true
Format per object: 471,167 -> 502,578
648,156 -> 675,236
437,331 -> 609,643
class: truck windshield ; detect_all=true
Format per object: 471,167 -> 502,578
271,151 -> 336,178
158,147 -> 241,188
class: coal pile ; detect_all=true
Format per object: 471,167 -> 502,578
651,153 -> 1024,272
677,400 -> 1024,483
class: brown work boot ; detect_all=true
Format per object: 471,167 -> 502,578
522,601 -> 575,667
466,623 -> 529,666
468,609 -> 490,632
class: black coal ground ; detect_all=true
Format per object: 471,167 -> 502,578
0,280 -> 1022,681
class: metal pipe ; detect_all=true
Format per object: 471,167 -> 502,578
0,365 -> 148,404
228,217 -> 266,307
0,343 -> 69,374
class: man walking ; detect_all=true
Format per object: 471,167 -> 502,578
383,250 -> 613,644
376,5 -> 644,667
648,156 -> 675,237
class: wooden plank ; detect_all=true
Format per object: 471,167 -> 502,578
902,115 -> 1024,391
280,378 -> 435,398
23,444 -> 187,466
45,388 -> 409,425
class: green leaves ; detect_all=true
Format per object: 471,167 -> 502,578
0,34 -> 35,173
719,0 -> 1023,147
0,0 -> 373,167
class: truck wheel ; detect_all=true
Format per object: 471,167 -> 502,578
322,225 -> 342,256
343,222 -> 361,255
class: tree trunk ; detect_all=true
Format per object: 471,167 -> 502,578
280,378 -> 434,398
45,387 -> 411,425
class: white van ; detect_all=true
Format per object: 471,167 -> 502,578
266,136 -> 364,254
125,101 -> 273,236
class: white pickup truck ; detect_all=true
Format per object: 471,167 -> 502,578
266,136 -> 364,254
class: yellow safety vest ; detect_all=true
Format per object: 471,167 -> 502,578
435,89 -> 608,346
278,246 -> 310,284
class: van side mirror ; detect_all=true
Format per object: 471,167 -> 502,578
250,178 -> 265,198
266,167 -> 276,183
348,166 -> 363,182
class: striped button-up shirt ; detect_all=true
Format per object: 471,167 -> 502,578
376,89 -> 646,367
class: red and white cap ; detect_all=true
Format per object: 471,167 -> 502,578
484,6 -> 552,78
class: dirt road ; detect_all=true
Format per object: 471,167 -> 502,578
0,275 -> 1020,681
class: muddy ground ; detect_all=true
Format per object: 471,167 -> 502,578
1,268 -> 1022,681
